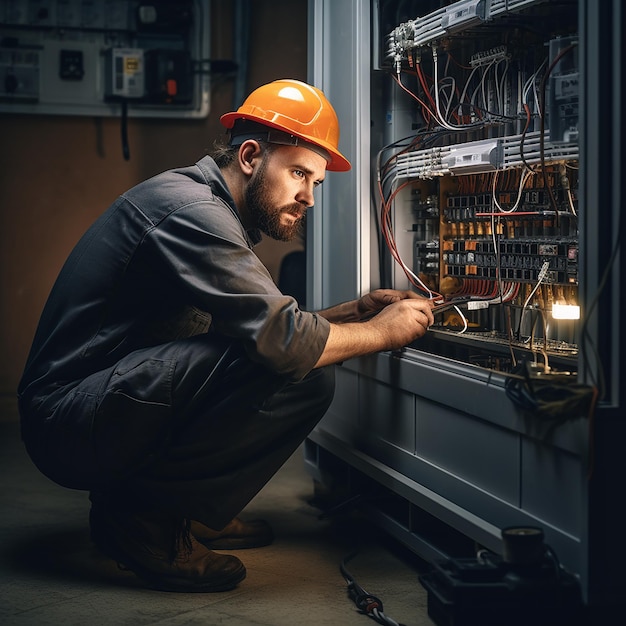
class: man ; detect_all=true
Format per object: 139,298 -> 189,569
17,79 -> 434,593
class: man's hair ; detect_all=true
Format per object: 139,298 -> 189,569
211,138 -> 276,169
211,139 -> 239,168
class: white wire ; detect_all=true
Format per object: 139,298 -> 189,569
446,284 -> 519,335
432,46 -> 456,130
467,58 -> 497,120
432,45 -> 485,131
439,76 -> 457,121
522,62 -> 542,102
533,66 -> 543,116
452,305 -> 469,334
442,281 -> 518,336
567,188 -> 577,216
458,63 -> 481,117
498,58 -> 509,113
521,60 -> 546,121
493,58 -> 505,113
491,167 -> 534,213
518,261 -> 550,337
480,61 -> 490,114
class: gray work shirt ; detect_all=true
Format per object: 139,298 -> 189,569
18,156 -> 330,415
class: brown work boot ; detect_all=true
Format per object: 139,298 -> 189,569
190,517 -> 274,550
89,502 -> 246,592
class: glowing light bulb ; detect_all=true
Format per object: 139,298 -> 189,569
552,303 -> 580,320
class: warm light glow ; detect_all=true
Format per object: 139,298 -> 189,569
552,303 -> 580,320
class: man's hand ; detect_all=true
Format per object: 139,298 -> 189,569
364,295 -> 435,350
356,289 -> 432,320
314,290 -> 435,368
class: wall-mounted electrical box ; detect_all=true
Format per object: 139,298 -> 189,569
0,0 -> 210,118
104,47 -> 145,100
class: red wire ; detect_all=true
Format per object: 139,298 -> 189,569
378,177 -> 442,299
392,73 -> 436,127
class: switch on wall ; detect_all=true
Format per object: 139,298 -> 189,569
59,50 -> 84,81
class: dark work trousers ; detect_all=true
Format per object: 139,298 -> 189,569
21,334 -> 336,530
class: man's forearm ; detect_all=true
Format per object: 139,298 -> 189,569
316,299 -> 361,324
313,294 -> 435,369
314,321 -> 385,368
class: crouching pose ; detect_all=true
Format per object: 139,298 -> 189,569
18,79 -> 434,592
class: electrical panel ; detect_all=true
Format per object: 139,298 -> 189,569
377,0 -> 580,381
307,0 -> 626,613
0,0 -> 210,118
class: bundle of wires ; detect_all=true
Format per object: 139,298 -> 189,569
378,41 -> 582,345
504,359 -> 598,426
376,128 -> 446,300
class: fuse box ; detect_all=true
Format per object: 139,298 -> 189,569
0,0 -> 210,118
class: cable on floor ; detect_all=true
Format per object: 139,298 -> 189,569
340,551 -> 407,626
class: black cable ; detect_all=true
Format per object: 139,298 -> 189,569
504,359 -> 597,436
538,42 -> 578,221
121,99 -> 130,161
340,552 -> 407,626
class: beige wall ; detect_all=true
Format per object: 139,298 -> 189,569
0,0 -> 307,395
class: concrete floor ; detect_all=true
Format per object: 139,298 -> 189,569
0,397 -> 435,626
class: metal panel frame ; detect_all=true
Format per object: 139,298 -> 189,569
307,0 -> 371,310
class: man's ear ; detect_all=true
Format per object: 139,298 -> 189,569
238,140 -> 263,176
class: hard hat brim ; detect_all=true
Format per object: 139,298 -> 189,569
220,112 -> 351,172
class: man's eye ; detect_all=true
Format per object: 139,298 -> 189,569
294,170 -> 305,178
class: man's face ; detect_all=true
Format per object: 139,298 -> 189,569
244,145 -> 327,242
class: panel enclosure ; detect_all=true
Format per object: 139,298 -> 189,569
0,0 -> 211,118
307,0 -> 624,612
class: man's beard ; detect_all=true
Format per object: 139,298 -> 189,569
245,157 -> 306,242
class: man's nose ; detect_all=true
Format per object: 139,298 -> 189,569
296,184 -> 315,208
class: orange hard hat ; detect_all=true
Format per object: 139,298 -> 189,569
220,79 -> 351,172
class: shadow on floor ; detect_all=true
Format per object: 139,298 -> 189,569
3,526 -> 144,590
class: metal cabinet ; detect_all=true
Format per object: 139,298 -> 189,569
306,0 -> 624,612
